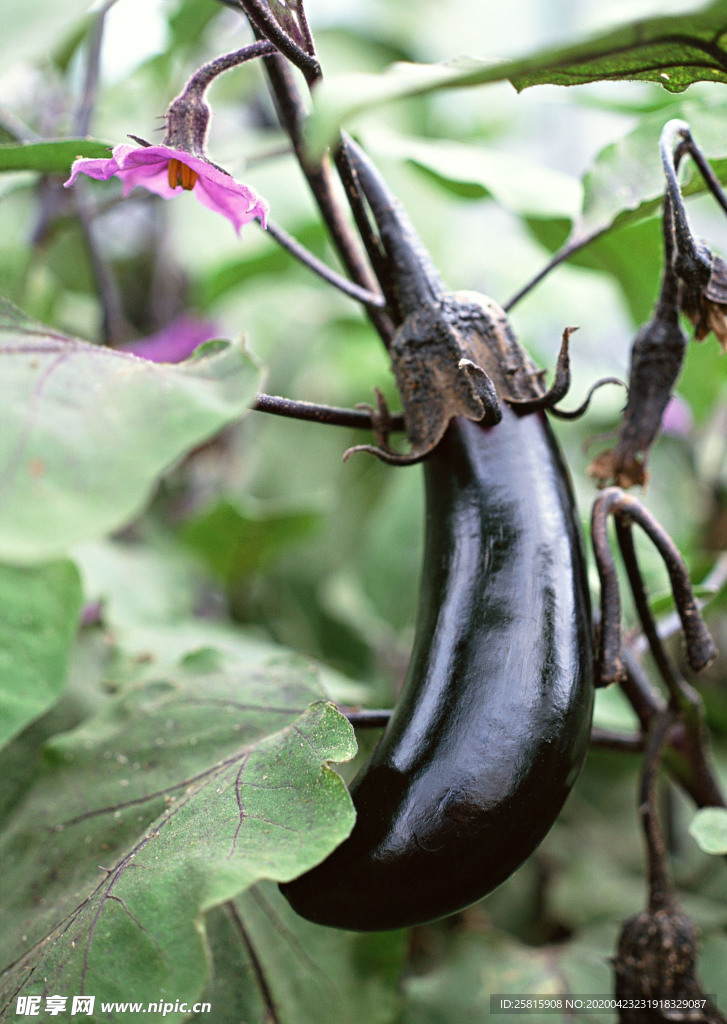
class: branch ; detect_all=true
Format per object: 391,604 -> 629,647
339,708 -> 392,728
223,0 -> 321,83
253,393 -> 406,430
254,44 -> 395,347
262,219 -> 385,307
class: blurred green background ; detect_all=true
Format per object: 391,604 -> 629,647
0,0 -> 725,1020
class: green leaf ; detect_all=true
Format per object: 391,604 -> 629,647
399,927 -> 614,1024
524,101 -> 727,295
678,321 -> 727,421
182,500 -> 322,584
689,806 -> 727,854
575,102 -> 727,242
0,0 -> 94,66
0,139 -> 111,174
0,654 -> 356,1022
193,222 -> 329,308
0,559 -> 82,748
191,884 -> 405,1024
367,131 -> 581,220
167,0 -> 220,50
593,685 -> 640,734
510,1 -> 727,92
0,299 -> 262,561
0,625 -> 116,821
649,582 -> 720,618
306,0 -> 727,157
73,538 -> 371,707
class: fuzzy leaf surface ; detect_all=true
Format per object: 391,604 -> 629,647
574,103 -> 727,242
0,299 -> 261,561
189,884 -> 405,1024
0,559 -> 82,748
0,653 -> 356,1022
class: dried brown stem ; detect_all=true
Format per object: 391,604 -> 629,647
640,710 -> 678,910
591,494 -> 626,684
339,708 -> 392,728
591,488 -> 716,688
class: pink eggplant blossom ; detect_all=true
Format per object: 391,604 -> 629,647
119,315 -> 221,364
661,395 -> 694,438
64,143 -> 268,235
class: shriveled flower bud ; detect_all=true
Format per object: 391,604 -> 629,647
660,120 -> 727,352
589,259 -> 687,489
678,246 -> 727,352
614,905 -> 726,1024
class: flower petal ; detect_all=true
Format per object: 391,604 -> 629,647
64,152 -> 120,186
194,173 -> 268,234
661,395 -> 694,437
119,315 -> 220,363
112,144 -> 187,199
65,143 -> 268,234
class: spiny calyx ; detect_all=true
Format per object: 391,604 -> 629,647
346,293 -> 574,465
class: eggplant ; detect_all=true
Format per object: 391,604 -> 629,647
279,144 -> 594,931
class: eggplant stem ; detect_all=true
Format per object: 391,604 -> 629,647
251,43 -> 395,347
339,708 -> 392,728
263,219 -> 385,308
222,0 -> 321,83
253,393 -> 406,431
639,710 -> 679,911
591,495 -> 626,684
590,728 -> 644,752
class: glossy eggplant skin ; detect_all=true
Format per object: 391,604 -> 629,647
281,403 -> 594,931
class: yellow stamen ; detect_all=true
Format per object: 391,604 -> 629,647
167,158 -> 181,189
167,158 -> 198,191
180,161 -> 198,190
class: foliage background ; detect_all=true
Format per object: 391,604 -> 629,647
0,0 -> 726,1021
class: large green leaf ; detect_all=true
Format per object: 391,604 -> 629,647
306,0 -> 727,156
0,559 -> 82,748
0,653 -> 356,1023
510,102 -> 727,307
0,299 -> 261,561
0,622 -> 115,822
191,884 -> 405,1024
398,927 -> 615,1024
73,538 -> 371,708
182,499 -> 322,584
575,102 -> 727,242
365,131 -> 581,220
0,139 -> 111,174
510,1 -> 727,91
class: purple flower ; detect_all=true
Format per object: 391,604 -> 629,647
80,599 -> 104,627
661,395 -> 694,438
119,315 -> 221,364
64,143 -> 268,235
